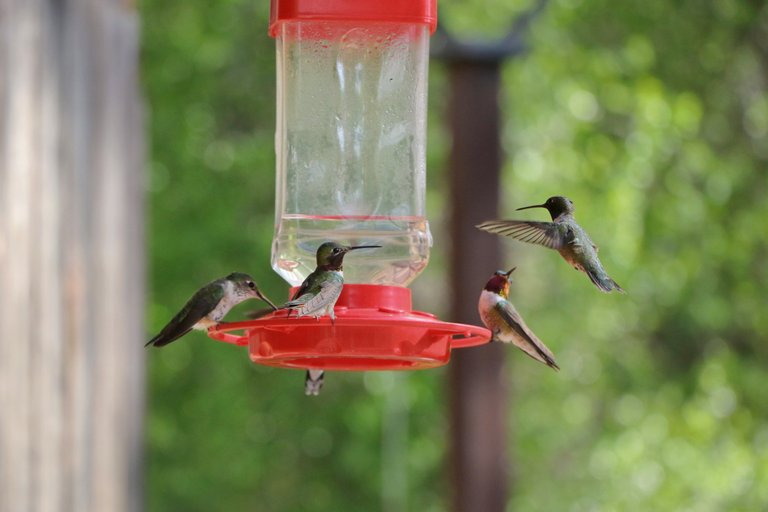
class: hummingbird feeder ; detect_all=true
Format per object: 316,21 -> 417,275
208,0 -> 491,370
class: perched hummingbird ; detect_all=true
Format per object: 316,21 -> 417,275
289,242 -> 380,396
476,196 -> 624,293
249,241 -> 381,395
478,268 -> 559,370
280,241 -> 381,321
145,272 -> 277,348
305,369 -> 324,396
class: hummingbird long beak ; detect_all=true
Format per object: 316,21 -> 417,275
516,203 -> 547,211
505,267 -> 517,277
345,245 -> 382,252
255,289 -> 278,311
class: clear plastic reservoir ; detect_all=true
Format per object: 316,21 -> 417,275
271,21 -> 432,287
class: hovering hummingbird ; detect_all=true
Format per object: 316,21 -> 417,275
249,241 -> 381,395
478,268 -> 559,370
145,272 -> 277,348
476,196 -> 624,293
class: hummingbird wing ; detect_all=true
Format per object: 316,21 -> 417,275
494,300 -> 559,370
282,273 -> 320,308
145,284 -> 225,347
476,220 -> 568,250
290,268 -> 320,302
289,276 -> 344,318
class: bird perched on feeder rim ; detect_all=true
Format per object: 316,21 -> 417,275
280,241 -> 381,321
249,241 -> 381,395
146,272 -> 277,348
478,268 -> 559,370
476,195 -> 624,293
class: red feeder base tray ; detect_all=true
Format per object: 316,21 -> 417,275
208,284 -> 491,371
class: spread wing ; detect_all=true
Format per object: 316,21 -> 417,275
146,284 -> 224,347
494,300 -> 559,370
476,220 -> 567,250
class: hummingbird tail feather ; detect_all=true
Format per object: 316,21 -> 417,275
511,335 -> 560,371
145,327 -> 192,348
542,354 -> 560,371
526,345 -> 560,371
283,296 -> 310,310
587,269 -> 624,293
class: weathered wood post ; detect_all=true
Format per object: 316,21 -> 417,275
0,1 -> 145,511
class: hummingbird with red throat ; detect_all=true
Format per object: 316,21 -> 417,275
478,268 -> 559,370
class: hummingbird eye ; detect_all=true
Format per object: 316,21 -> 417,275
332,248 -> 341,254
247,281 -> 255,289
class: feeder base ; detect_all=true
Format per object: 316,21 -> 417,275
208,284 -> 490,371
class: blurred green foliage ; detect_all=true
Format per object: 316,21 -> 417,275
141,0 -> 768,510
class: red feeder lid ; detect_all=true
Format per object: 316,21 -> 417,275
208,284 -> 490,371
269,0 -> 438,37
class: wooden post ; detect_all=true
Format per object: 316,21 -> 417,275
434,3 -> 549,510
445,58 -> 508,512
0,1 -> 145,511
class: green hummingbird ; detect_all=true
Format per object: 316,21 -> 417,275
145,272 -> 277,348
478,268 -> 559,370
476,196 -> 624,293
289,241 -> 380,395
280,241 -> 381,320
249,241 -> 381,395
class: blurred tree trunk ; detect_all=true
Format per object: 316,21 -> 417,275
0,1 -> 145,511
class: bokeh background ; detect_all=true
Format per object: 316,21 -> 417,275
142,0 -> 768,510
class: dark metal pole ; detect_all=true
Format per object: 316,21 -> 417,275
434,3 -> 548,510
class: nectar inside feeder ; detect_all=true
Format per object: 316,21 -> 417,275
207,0 -> 491,370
